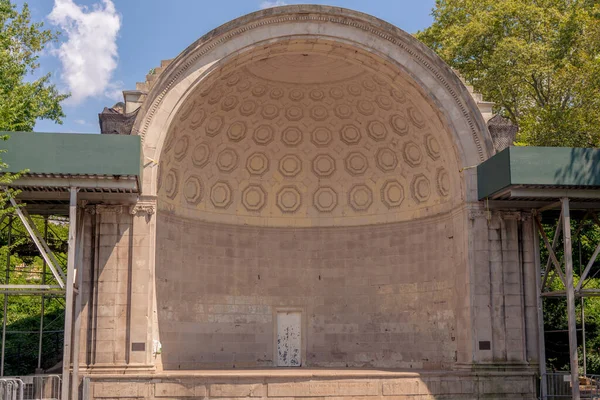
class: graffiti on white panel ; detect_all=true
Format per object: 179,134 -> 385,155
277,311 -> 301,367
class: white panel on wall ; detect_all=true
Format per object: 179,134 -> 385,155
276,311 -> 301,367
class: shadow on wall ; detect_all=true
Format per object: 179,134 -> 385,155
84,209 -> 133,366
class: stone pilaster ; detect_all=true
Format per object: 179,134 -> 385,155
455,207 -> 538,370
78,206 -> 95,366
79,201 -> 157,371
521,213 -> 540,365
79,205 -> 132,368
464,205 -> 494,365
128,197 -> 157,366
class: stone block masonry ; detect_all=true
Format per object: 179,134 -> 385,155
87,371 -> 536,399
155,211 -> 459,370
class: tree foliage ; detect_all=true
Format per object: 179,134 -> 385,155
416,0 -> 600,147
0,216 -> 68,375
0,0 -> 68,131
418,0 -> 600,375
0,0 -> 69,375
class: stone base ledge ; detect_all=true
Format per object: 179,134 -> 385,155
83,369 -> 537,399
82,364 -> 156,375
454,362 -> 538,372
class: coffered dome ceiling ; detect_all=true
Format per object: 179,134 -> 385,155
158,45 -> 461,227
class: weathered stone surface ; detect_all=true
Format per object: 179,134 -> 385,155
86,373 -> 536,399
94,382 -> 146,398
210,383 -> 266,397
154,382 -> 197,397
382,379 -> 426,396
79,5 -> 537,400
156,211 -> 458,369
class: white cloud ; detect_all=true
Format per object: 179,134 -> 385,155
74,119 -> 87,125
48,0 -> 121,105
260,1 -> 288,9
104,80 -> 124,103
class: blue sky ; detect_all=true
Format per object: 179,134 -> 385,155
18,0 -> 436,134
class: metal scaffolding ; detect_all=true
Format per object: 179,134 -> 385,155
534,199 -> 600,400
0,129 -> 141,400
0,188 -> 79,400
0,216 -> 65,374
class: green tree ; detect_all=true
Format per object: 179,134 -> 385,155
0,216 -> 68,375
0,0 -> 69,375
416,0 -> 600,147
0,0 -> 68,131
417,0 -> 600,374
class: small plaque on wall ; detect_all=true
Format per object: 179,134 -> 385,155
131,342 -> 146,352
479,341 -> 491,350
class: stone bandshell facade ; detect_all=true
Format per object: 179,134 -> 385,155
78,5 -> 538,399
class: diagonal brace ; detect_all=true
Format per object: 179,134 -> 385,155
7,195 -> 65,288
577,241 -> 600,291
535,215 -> 567,288
577,212 -> 600,291
19,206 -> 66,282
541,210 -> 563,291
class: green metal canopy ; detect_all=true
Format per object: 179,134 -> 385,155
0,132 -> 143,213
0,131 -> 141,178
0,131 -> 142,197
478,147 -> 600,202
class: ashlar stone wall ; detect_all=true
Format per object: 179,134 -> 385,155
155,210 -> 459,370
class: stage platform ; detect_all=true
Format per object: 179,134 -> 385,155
82,368 -> 537,399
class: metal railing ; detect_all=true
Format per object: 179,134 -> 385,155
542,373 -> 600,399
0,376 -> 61,400
0,379 -> 23,400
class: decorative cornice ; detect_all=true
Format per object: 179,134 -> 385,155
498,211 -> 523,221
95,205 -> 125,215
468,209 -> 491,221
136,11 -> 486,162
468,209 -> 531,222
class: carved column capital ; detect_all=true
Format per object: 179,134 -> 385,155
521,212 -> 533,221
84,206 -> 97,215
129,203 -> 156,216
129,198 -> 157,216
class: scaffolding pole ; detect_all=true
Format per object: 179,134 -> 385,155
534,215 -> 548,399
578,235 -> 587,376
61,187 -> 78,400
38,216 -> 48,371
0,217 -> 12,377
71,208 -> 85,400
562,197 -> 580,399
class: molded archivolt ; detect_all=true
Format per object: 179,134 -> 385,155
136,6 -> 494,194
156,39 -> 461,227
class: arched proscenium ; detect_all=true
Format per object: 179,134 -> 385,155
142,6 -> 508,373
134,5 -> 494,200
